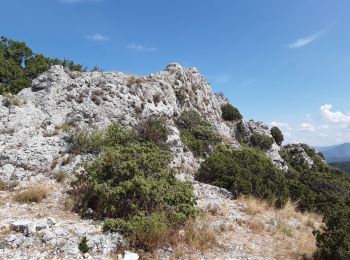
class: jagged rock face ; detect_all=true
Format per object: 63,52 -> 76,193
0,63 -> 289,182
283,144 -> 315,170
238,120 -> 288,171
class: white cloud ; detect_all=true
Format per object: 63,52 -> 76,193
320,104 -> 350,124
297,122 -> 316,132
288,27 -> 329,48
127,44 -> 157,52
85,33 -> 109,41
270,121 -> 292,131
60,0 -> 102,3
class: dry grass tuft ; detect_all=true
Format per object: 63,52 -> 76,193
14,185 -> 49,203
238,195 -> 269,216
54,171 -> 67,183
126,75 -> 143,87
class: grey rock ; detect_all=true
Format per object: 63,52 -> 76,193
11,220 -> 36,236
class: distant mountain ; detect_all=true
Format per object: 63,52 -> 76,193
315,143 -> 350,163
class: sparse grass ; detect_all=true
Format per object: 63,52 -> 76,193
126,75 -> 143,87
238,219 -> 265,233
170,216 -> 219,256
238,196 -> 269,216
14,185 -> 49,203
61,154 -> 74,166
54,171 -> 67,183
2,93 -> 22,107
206,204 -> 220,216
0,180 -> 8,191
276,221 -> 293,237
50,159 -> 59,170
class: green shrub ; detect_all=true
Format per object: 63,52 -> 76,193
136,117 -> 168,145
221,103 -> 242,121
250,133 -> 274,150
280,144 -> 350,258
313,207 -> 350,259
104,212 -> 170,250
175,89 -> 186,106
176,110 -> 221,157
71,122 -> 196,250
67,128 -> 105,154
270,127 -> 284,146
78,236 -> 90,254
195,145 -> 289,207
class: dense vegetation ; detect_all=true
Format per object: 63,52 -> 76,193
330,161 -> 350,175
0,36 -> 84,94
270,126 -> 284,146
176,110 -> 221,157
250,133 -> 274,150
196,140 -> 350,258
221,103 -> 243,121
280,145 -> 350,259
196,144 -> 289,207
70,119 -> 196,250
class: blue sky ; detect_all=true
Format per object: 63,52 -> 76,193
2,0 -> 350,146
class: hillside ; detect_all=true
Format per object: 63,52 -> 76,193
330,161 -> 350,175
1,62 -> 350,259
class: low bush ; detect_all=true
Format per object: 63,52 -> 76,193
71,122 -> 196,250
313,207 -> 350,259
195,145 -> 289,207
78,236 -> 90,254
14,185 -> 48,203
175,89 -> 186,106
221,103 -> 243,121
136,117 -> 168,145
270,127 -> 284,146
176,110 -> 221,157
67,128 -> 105,154
250,133 -> 274,150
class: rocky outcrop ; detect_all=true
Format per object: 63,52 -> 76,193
0,64 -> 289,183
238,120 -> 288,171
282,144 -> 315,169
0,64 -> 321,259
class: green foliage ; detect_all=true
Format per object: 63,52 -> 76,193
280,144 -> 350,258
104,212 -> 170,250
196,145 -> 289,207
250,133 -> 274,150
2,93 -> 22,107
67,128 -> 105,155
270,126 -> 284,146
176,110 -> 221,157
136,117 -> 168,145
221,103 -> 243,121
78,236 -> 90,254
313,207 -> 350,259
0,36 -> 84,94
175,89 -> 186,106
71,122 -> 196,250
330,161 -> 350,175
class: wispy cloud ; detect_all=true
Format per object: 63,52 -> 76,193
320,104 -> 350,124
85,33 -> 109,41
127,44 -> 157,52
288,26 -> 329,48
297,122 -> 316,132
60,0 -> 102,3
270,121 -> 292,131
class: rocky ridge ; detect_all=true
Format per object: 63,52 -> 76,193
0,64 -> 320,259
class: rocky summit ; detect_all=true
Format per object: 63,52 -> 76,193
0,64 -> 327,259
